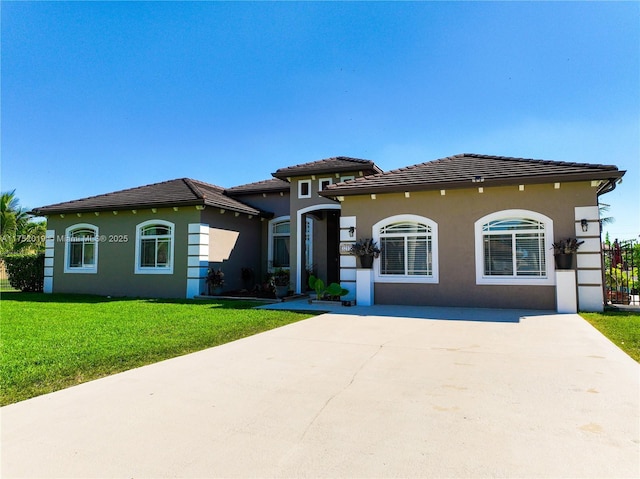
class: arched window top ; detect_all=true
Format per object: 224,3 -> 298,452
272,220 -> 290,235
482,218 -> 545,232
380,221 -> 431,234
140,224 -> 172,236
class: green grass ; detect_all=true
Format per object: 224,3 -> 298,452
581,309 -> 640,362
0,293 -> 313,405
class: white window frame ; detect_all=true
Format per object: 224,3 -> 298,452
340,175 -> 355,182
318,177 -> 333,192
298,179 -> 312,199
372,214 -> 439,284
474,209 -> 554,286
64,223 -> 99,274
135,220 -> 175,274
268,216 -> 291,271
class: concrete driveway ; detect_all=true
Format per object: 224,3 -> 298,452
2,308 -> 639,478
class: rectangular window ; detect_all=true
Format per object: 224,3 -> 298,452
273,237 -> 290,268
298,180 -> 311,198
407,237 -> 430,275
319,178 -> 332,191
484,235 -> 513,276
141,239 -> 157,267
381,237 -> 405,274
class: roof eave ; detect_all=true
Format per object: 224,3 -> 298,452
272,165 -> 380,180
320,171 -> 625,198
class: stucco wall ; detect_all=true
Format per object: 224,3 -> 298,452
341,181 -> 599,309
228,192 -> 291,282
201,208 -> 262,292
46,207 -> 200,298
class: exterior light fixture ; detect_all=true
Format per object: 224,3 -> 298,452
348,226 -> 355,237
581,219 -> 588,232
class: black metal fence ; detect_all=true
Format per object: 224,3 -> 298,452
602,239 -> 639,306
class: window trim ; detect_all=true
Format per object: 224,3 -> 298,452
298,180 -> 312,199
64,223 -> 99,274
474,209 -> 555,286
267,216 -> 291,271
134,220 -> 175,275
318,177 -> 333,192
372,214 -> 439,284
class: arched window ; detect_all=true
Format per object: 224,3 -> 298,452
135,220 -> 174,274
373,215 -> 439,283
268,217 -> 290,269
64,224 -> 98,273
475,210 -> 554,285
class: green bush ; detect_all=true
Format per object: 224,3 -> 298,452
3,253 -> 45,292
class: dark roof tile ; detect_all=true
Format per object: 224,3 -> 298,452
321,153 -> 625,196
272,156 -> 383,179
32,178 -> 264,216
226,178 -> 290,195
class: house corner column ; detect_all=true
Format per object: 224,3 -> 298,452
574,206 -> 604,312
43,229 -> 55,293
186,224 -> 209,298
339,216 -> 357,302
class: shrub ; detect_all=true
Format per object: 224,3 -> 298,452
3,253 -> 44,292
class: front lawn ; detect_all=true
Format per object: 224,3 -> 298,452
0,293 -> 313,405
581,309 -> 640,362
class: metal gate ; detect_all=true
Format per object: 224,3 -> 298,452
602,239 -> 639,306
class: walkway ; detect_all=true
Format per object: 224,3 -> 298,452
2,307 -> 638,478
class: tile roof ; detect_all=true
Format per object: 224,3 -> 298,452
31,178 -> 265,216
321,153 -> 625,196
272,156 -> 383,179
225,178 -> 290,195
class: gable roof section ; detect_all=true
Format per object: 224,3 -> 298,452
225,178 -> 290,196
321,153 -> 625,196
272,156 -> 383,179
31,178 -> 265,216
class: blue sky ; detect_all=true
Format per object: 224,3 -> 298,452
2,1 -> 638,240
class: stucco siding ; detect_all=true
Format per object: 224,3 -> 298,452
341,181 -> 598,309
47,208 -> 199,298
201,209 -> 262,292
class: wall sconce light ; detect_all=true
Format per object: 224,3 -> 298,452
581,219 -> 588,232
348,226 -> 355,237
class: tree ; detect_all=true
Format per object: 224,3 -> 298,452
0,190 -> 46,255
599,202 -> 614,231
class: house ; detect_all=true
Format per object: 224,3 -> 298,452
32,153 -> 625,311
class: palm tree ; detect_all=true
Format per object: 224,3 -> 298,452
599,202 -> 614,232
1,190 -> 44,254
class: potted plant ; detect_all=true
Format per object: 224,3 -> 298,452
350,238 -> 381,268
206,268 -> 225,295
308,275 -> 349,303
552,238 -> 584,269
272,268 -> 290,298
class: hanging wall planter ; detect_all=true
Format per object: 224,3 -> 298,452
359,255 -> 374,269
552,238 -> 584,270
350,238 -> 380,269
554,253 -> 574,270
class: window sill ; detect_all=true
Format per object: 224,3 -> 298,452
135,268 -> 174,275
64,268 -> 97,274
